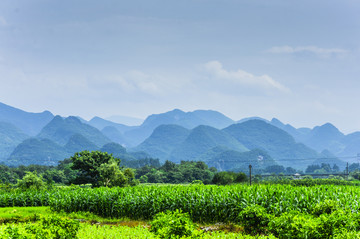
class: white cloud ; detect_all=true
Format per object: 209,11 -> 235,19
202,61 -> 290,93
267,45 -> 347,57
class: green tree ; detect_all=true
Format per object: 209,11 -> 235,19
98,158 -> 127,187
17,171 -> 45,190
69,150 -> 133,187
212,171 -> 234,185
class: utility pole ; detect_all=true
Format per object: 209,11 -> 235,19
249,164 -> 252,185
346,162 -> 349,180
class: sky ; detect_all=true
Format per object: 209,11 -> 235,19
0,0 -> 359,133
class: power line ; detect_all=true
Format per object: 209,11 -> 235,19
207,155 -> 359,164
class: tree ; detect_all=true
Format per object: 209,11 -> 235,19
234,172 -> 248,183
265,165 -> 285,174
17,171 -> 45,190
69,150 -> 133,187
212,171 -> 234,185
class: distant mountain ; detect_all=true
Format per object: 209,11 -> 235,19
269,118 -> 309,142
38,116 -> 111,147
100,142 -> 156,168
88,116 -> 135,133
302,123 -> 344,154
101,126 -> 128,146
7,138 -> 68,166
125,109 -> 235,146
237,117 -> 268,124
0,102 -> 54,136
64,134 -> 99,153
311,149 -> 346,169
0,122 -> 29,161
168,125 -> 248,163
223,120 -> 323,169
105,115 -> 144,126
267,119 -> 353,163
337,132 -> 360,160
206,148 -> 276,173
134,124 -> 191,161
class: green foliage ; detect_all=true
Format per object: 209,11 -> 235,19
212,171 -> 234,185
211,171 -> 247,185
190,180 -> 204,185
312,200 -> 339,216
136,160 -> 216,184
150,209 -> 200,238
69,150 -> 134,187
269,212 -> 321,239
238,205 -> 271,235
2,215 -> 80,239
98,159 -> 127,187
36,215 -> 80,238
17,171 -> 45,190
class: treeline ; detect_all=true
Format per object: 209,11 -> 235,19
0,151 -> 248,187
0,153 -> 161,186
1,150 -> 358,188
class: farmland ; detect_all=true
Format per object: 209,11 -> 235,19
1,183 -> 360,238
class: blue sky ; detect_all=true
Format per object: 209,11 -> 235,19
0,0 -> 359,132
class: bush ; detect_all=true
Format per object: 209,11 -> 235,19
312,200 -> 339,216
212,172 -> 233,185
191,180 -> 204,185
2,215 -> 80,239
17,171 -> 45,190
234,172 -> 248,183
238,204 -> 271,235
268,212 -> 321,239
150,209 -> 201,238
318,210 -> 354,237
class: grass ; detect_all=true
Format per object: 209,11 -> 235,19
0,206 -> 48,223
0,206 -> 149,226
0,206 -> 272,238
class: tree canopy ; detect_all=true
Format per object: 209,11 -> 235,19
69,150 -> 135,187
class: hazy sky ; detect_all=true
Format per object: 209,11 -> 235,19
0,0 -> 359,132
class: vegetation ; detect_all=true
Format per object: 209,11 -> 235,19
2,183 -> 360,237
69,151 -> 136,187
150,209 -> 200,238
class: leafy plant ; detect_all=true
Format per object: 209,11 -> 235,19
238,204 -> 271,235
17,171 -> 45,190
312,199 -> 339,216
268,212 -> 321,239
150,209 -> 201,238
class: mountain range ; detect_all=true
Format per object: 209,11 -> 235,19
0,101 -> 358,171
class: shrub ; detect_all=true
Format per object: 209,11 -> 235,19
212,172 -> 233,185
2,216 -> 80,239
238,204 -> 271,235
26,215 -> 80,239
269,212 -> 321,239
17,171 -> 45,190
191,180 -> 204,185
150,209 -> 201,238
317,210 -> 353,237
234,172 -> 248,183
312,200 -> 339,216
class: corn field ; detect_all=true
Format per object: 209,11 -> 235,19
45,184 -> 360,223
0,190 -> 51,207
